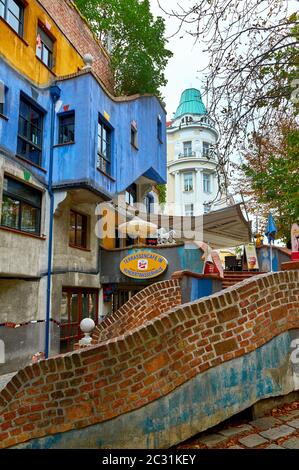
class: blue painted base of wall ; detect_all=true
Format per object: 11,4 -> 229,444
15,331 -> 298,449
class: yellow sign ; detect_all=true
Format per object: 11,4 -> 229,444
120,251 -> 168,279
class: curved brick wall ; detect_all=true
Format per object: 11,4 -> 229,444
93,279 -> 182,342
0,270 -> 299,448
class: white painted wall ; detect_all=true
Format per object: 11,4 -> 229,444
166,115 -> 226,216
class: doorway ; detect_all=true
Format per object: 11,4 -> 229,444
60,288 -> 99,353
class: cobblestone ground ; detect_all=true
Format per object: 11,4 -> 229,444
176,402 -> 299,449
0,372 -> 16,391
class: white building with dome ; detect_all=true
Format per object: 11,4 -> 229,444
166,88 -> 227,216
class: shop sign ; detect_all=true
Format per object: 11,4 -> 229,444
120,251 -> 168,279
146,238 -> 158,246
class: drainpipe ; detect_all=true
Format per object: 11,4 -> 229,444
45,84 -> 61,359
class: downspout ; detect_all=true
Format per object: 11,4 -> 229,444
45,84 -> 61,359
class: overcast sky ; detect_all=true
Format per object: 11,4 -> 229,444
150,0 -> 216,119
150,0 -> 298,120
150,0 -> 210,120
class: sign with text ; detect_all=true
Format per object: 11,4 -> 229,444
120,251 -> 168,279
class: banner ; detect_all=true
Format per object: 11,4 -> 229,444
291,224 -> 299,252
244,243 -> 259,270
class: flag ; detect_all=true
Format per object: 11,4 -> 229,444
265,213 -> 277,244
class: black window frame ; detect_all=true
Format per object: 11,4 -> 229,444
157,116 -> 163,143
0,81 -> 7,116
69,209 -> 88,249
125,183 -> 137,206
130,122 -> 138,149
0,0 -> 25,37
58,111 -> 75,145
1,175 -> 42,235
97,115 -> 112,176
36,24 -> 55,69
17,94 -> 44,167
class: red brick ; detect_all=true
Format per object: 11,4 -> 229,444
144,353 -> 169,374
214,338 -> 238,356
271,306 -> 287,321
217,306 -> 240,323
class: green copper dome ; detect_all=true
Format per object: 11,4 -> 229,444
173,88 -> 207,119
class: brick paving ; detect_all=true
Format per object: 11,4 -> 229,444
176,402 -> 299,449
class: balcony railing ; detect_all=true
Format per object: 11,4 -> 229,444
178,151 -> 196,158
177,151 -> 216,160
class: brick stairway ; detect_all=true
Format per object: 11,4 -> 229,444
222,271 -> 261,289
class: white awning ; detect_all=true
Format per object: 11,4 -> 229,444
201,204 -> 252,248
136,204 -> 252,249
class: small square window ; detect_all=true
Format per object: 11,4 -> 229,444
58,112 -> 75,144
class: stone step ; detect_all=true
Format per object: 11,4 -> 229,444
222,271 -> 263,289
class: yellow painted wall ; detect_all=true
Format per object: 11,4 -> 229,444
101,208 -> 117,250
0,0 -> 84,85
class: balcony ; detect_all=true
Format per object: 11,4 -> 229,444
178,151 -> 196,158
176,151 -> 216,161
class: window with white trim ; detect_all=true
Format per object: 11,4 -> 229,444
203,173 -> 212,193
185,203 -> 194,216
36,25 -> 54,69
183,172 -> 193,192
203,141 -> 211,158
183,141 -> 192,157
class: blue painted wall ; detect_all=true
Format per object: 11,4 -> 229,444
177,245 -> 204,274
257,246 -> 289,272
0,59 -> 166,195
191,278 -> 213,301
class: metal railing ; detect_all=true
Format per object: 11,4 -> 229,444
177,151 -> 216,160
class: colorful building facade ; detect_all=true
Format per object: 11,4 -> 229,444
0,0 -> 166,372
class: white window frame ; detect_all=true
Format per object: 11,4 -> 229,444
203,141 -> 211,158
185,203 -> 194,216
203,172 -> 212,193
183,172 -> 193,192
183,141 -> 192,157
